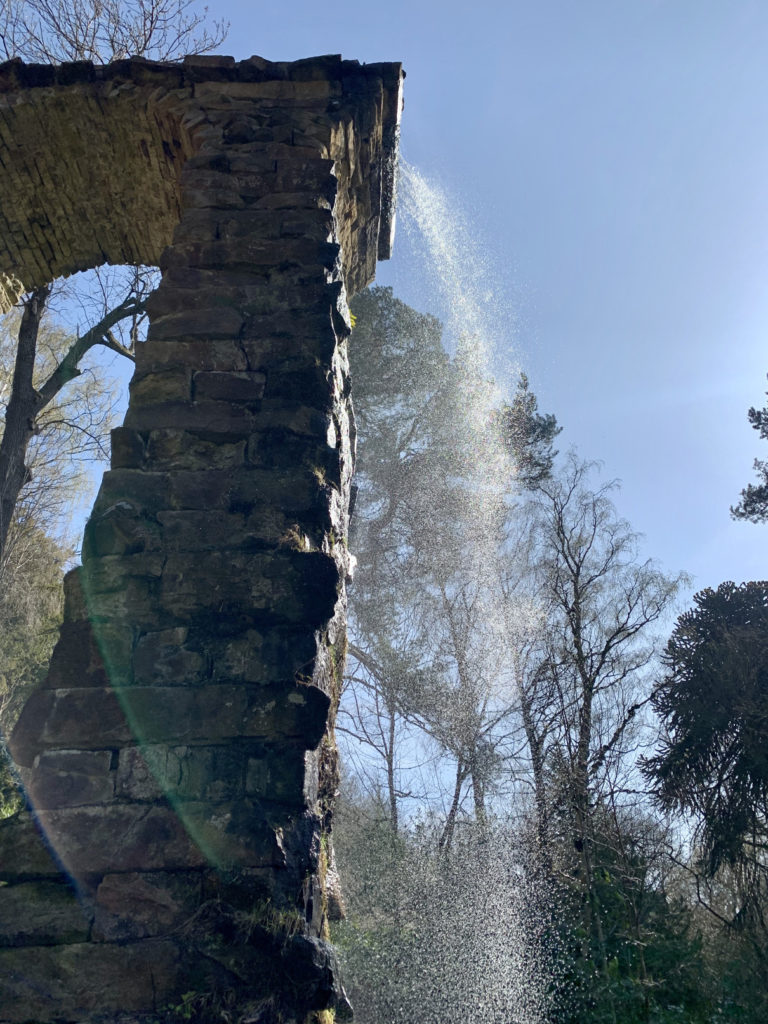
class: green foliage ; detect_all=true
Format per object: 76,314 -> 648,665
646,581 -> 768,875
550,822 -> 713,1024
333,795 -> 552,1024
0,525 -> 68,817
340,285 -> 766,1020
731,379 -> 768,522
497,372 -> 560,488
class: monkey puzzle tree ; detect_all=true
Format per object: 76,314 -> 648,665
646,581 -> 768,878
645,581 -> 768,1020
732,379 -> 768,523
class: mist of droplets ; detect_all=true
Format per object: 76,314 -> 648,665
336,827 -> 557,1024
337,162 -> 558,1023
397,161 -> 526,652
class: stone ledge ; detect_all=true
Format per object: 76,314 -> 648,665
0,938 -> 181,1022
10,682 -> 332,766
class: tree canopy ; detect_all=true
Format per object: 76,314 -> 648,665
646,580 -> 768,875
731,380 -> 768,523
0,0 -> 227,63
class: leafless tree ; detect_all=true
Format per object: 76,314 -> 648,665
0,270 -> 153,566
0,0 -> 227,64
0,0 -> 228,562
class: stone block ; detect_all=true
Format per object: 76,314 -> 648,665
146,304 -> 245,341
44,621 -> 109,689
109,425 -> 146,468
127,364 -> 191,403
246,746 -> 309,805
254,189 -> 335,211
160,237 -> 339,274
145,429 -> 248,470
80,551 -> 165,594
0,811 -> 65,880
124,397 -> 256,433
29,804 -> 207,875
157,506 -> 311,552
26,749 -> 114,809
61,566 -> 88,623
193,79 -> 334,102
157,509 -> 248,551
91,468 -> 172,518
256,358 -> 330,402
171,207 -> 283,243
0,938 -> 181,1021
116,744 -> 245,803
82,505 -> 162,559
209,627 -> 317,685
114,744 -> 165,801
133,627 -> 207,686
24,800 -> 284,876
134,336 -> 249,374
10,682 -> 331,764
92,870 -> 202,940
9,687 -> 127,767
158,548 -> 340,628
193,369 -> 266,402
178,166 -> 275,201
227,466 -> 324,515
249,399 -> 334,440
0,880 -> 91,946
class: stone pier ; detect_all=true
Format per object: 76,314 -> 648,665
0,54 -> 402,1023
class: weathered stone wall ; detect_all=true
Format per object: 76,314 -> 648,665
0,54 -> 402,1023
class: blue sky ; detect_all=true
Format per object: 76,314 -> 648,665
233,0 -> 768,602
128,2 -> 768,601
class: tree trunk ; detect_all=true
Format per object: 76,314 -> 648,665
471,768 -> 487,827
0,286 -> 49,566
386,703 -> 398,835
520,684 -> 551,865
439,759 -> 466,852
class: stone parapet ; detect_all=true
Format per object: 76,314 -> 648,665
0,53 -> 402,308
0,52 -> 402,1023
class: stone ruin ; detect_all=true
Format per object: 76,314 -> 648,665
0,53 -> 402,1023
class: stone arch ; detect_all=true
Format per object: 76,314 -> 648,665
0,61 -> 193,305
0,55 -> 399,307
0,53 -> 402,1024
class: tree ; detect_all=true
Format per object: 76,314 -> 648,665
644,582 -> 768,1018
0,525 -> 70,817
731,379 -> 768,522
507,455 -> 686,1022
0,0 -> 227,562
645,581 -> 768,877
341,286 -> 560,843
0,308 -> 116,812
517,455 -> 684,844
0,284 -> 144,565
0,0 -> 227,63
338,287 -> 716,1023
333,797 -> 553,1024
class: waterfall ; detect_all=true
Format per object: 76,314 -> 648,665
336,161 -> 560,1024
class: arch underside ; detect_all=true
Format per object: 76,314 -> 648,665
0,54 -> 402,306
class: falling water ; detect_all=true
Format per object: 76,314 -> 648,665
336,162 -> 559,1023
397,159 -> 517,370
395,161 -> 525,643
